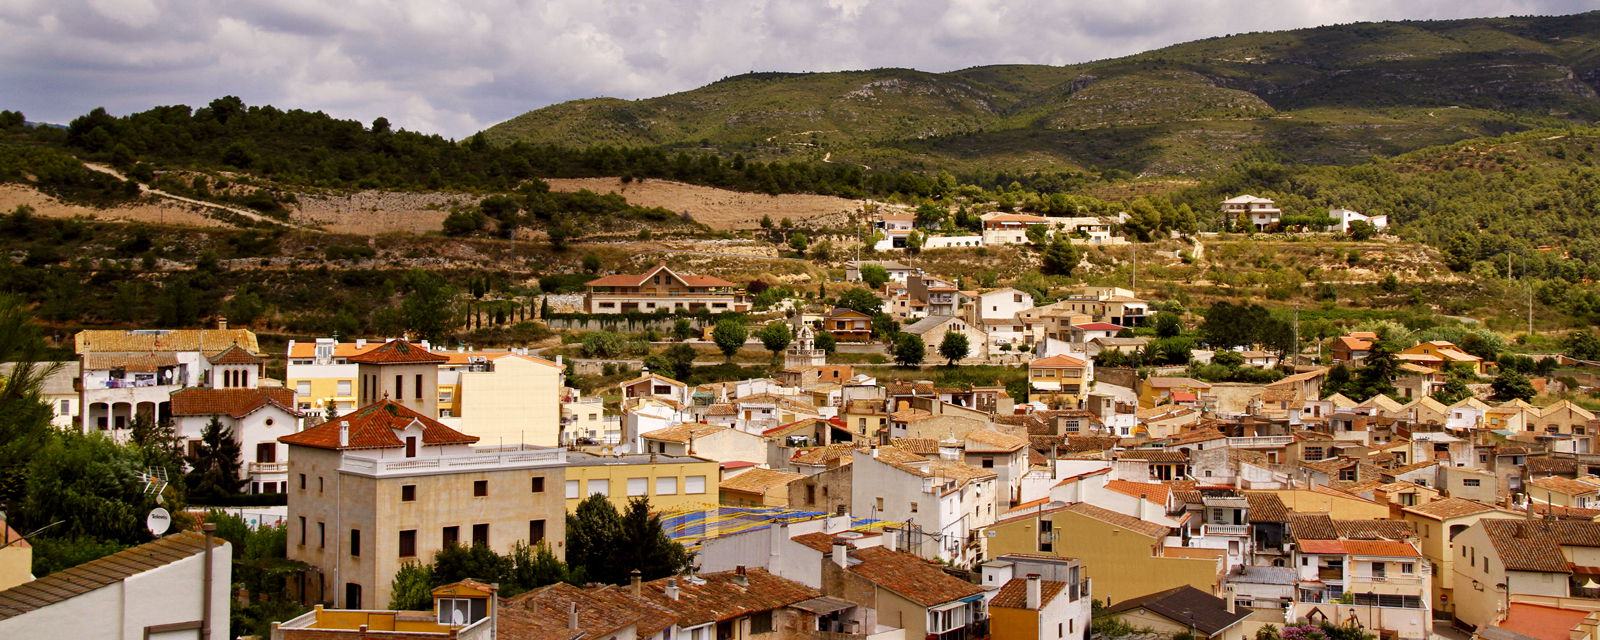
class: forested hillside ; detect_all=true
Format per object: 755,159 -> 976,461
485,13 -> 1600,174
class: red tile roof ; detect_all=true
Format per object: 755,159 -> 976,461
847,546 -> 984,606
630,568 -> 818,627
585,264 -> 736,289
991,578 -> 1066,610
278,399 -> 477,450
169,387 -> 299,419
207,344 -> 263,365
347,339 -> 449,364
1072,323 -> 1126,332
1501,603 -> 1591,640
1030,355 -> 1087,368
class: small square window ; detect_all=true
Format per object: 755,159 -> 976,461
531,477 -> 545,493
473,480 -> 488,497
401,485 -> 416,502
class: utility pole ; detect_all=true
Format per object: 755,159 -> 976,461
1292,308 -> 1300,368
1130,244 -> 1138,296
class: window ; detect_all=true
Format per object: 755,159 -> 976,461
472,523 -> 489,546
1401,563 -> 1414,575
910,502 -> 919,513
399,530 -> 417,557
685,476 -> 706,494
350,529 -> 361,557
565,480 -> 580,499
1040,519 -> 1054,552
345,583 -> 362,609
875,497 -> 884,511
405,436 -> 417,458
337,380 -> 351,396
1371,562 -> 1385,578
529,520 -> 546,543
749,611 -> 773,635
402,485 -> 416,502
656,477 -> 678,495
437,597 -> 486,625
299,474 -> 306,490
296,381 -> 311,396
318,522 -> 326,548
627,477 -> 649,497
588,479 -> 610,497
531,477 -> 545,493
298,517 -> 306,545
415,374 -> 423,399
981,456 -> 994,469
443,526 -> 459,548
395,374 -> 404,399
474,480 -> 488,497
1463,478 -> 1481,487
319,477 -> 324,493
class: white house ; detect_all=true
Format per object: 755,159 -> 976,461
850,448 -> 996,567
0,530 -> 231,640
76,323 -> 259,434
1326,207 -> 1389,233
1220,195 -> 1281,231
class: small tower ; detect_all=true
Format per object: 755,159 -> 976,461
784,323 -> 826,369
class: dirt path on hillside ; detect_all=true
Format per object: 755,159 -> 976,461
544,177 -> 863,230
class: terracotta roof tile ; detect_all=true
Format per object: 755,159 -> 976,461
207,344 -> 264,364
964,429 -> 1028,452
1244,493 -> 1290,523
75,328 -> 259,354
720,468 -> 804,495
500,582 -> 673,640
1105,480 -> 1171,505
1106,585 -> 1249,636
1063,502 -> 1171,538
1403,497 -> 1500,520
630,568 -> 818,627
347,339 -> 449,364
0,531 -> 222,621
1482,519 -> 1600,573
169,387 -> 300,419
278,399 -> 477,450
641,423 -> 728,444
991,578 -> 1066,610
1529,476 -> 1600,496
846,546 -> 984,606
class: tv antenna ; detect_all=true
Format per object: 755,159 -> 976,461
137,467 -> 170,503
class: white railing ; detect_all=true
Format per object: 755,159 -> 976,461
1228,436 -> 1294,448
340,447 -> 567,476
1203,524 -> 1250,536
249,462 -> 288,474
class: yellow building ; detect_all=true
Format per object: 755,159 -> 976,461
986,502 -> 1223,603
454,353 -> 565,446
276,580 -> 497,639
1399,497 -> 1521,617
841,399 -> 889,439
0,525 -> 31,592
1397,341 -> 1484,376
562,452 -> 718,512
1259,488 -> 1390,519
1028,355 -> 1091,407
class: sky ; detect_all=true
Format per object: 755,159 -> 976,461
0,0 -> 1592,139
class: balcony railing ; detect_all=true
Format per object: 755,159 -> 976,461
340,446 -> 566,476
249,462 -> 288,474
1229,436 -> 1294,448
1318,567 -> 1344,581
930,619 -> 989,640
1203,524 -> 1250,537
1349,574 -> 1422,585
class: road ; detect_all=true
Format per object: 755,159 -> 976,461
82,162 -> 304,229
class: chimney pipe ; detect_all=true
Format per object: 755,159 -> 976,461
568,602 -> 578,630
339,420 -> 350,447
665,578 -> 680,601
1225,586 -> 1237,614
832,540 -> 850,569
734,565 -> 748,586
1026,574 -> 1042,610
217,316 -> 228,331
630,569 -> 641,597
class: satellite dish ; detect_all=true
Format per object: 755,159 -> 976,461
146,507 -> 171,536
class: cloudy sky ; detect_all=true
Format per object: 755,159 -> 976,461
0,0 -> 1591,139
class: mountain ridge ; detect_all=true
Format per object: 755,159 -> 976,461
483,12 -> 1600,175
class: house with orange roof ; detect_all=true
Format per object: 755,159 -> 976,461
983,555 -> 1093,640
1028,354 -> 1093,408
280,398 -> 568,610
76,319 -> 261,433
1398,340 -> 1485,376
582,263 -> 746,314
170,385 -> 301,495
1450,519 -> 1600,632
1331,333 -> 1374,364
1291,537 -> 1431,639
981,211 -> 1053,245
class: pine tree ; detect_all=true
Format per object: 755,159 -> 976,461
185,416 -> 244,500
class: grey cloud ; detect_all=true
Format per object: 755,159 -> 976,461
0,0 -> 1594,138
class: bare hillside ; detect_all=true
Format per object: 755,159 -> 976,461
544,177 -> 864,230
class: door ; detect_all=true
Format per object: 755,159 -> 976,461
345,583 -> 362,609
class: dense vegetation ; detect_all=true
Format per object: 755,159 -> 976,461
485,13 -> 1600,174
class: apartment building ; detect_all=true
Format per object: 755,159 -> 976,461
1220,195 -> 1281,231
75,321 -> 259,432
562,451 -> 719,512
280,398 -> 567,609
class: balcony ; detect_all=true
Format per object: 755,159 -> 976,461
1228,436 -> 1294,448
340,445 -> 566,477
1318,567 -> 1344,582
1349,574 -> 1423,586
1203,523 -> 1250,537
248,462 -> 288,475
930,619 -> 989,640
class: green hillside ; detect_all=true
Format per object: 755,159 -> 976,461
483,12 -> 1600,174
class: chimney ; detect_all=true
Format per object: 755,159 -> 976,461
832,540 -> 850,569
217,316 -> 228,331
665,578 -> 680,601
734,565 -> 748,586
1026,574 -> 1042,610
339,420 -> 350,447
1140,493 -> 1153,522
568,602 -> 578,629
1225,586 -> 1237,614
629,569 -> 641,597
356,338 -> 367,348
